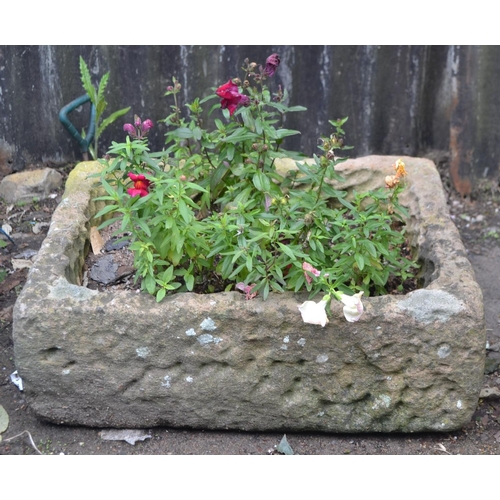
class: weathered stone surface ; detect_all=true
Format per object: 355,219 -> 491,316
12,157 -> 485,432
0,168 -> 62,203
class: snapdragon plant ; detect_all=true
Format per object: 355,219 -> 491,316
94,53 -> 419,317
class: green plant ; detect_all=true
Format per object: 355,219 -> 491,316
485,229 -> 499,239
79,56 -> 131,160
94,53 -> 419,323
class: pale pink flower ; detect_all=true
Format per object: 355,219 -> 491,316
298,296 -> 329,327
235,282 -> 257,300
302,262 -> 329,284
338,291 -> 364,322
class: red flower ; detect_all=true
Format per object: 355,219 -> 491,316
127,172 -> 151,197
216,80 -> 250,116
263,53 -> 280,77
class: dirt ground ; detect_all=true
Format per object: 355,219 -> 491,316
1,157 -> 500,455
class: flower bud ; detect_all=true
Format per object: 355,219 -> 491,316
123,123 -> 136,136
232,78 -> 241,86
141,119 -> 154,132
134,115 -> 142,127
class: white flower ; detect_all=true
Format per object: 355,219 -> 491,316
298,296 -> 330,327
339,291 -> 364,322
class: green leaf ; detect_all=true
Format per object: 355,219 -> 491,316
241,108 -> 255,131
275,128 -> 301,139
267,101 -> 307,113
96,72 -> 110,107
338,197 -> 355,210
354,253 -> 365,271
262,281 -> 270,300
210,161 -> 231,193
156,288 -> 166,302
171,127 -> 195,139
246,253 -> 253,272
144,274 -> 157,295
79,56 -> 96,104
97,106 -> 131,137
184,273 -> 195,291
277,242 -> 297,261
252,170 -> 271,192
177,199 -> 192,224
137,218 -> 152,237
221,127 -> 259,143
94,204 -> 119,219
192,126 -> 202,141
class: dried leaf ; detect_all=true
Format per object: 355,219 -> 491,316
90,226 -> 104,254
100,429 -> 152,445
277,434 -> 294,455
1,223 -> 13,235
0,270 -> 26,294
480,387 -> 500,398
434,443 -> 451,454
0,404 -> 9,434
10,371 -> 24,391
11,258 -> 32,270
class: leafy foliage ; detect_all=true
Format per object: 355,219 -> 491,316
79,56 -> 131,159
95,55 -> 419,302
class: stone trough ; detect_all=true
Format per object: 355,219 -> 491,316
12,156 -> 485,432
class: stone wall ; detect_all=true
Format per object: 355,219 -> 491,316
1,45 -> 499,195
